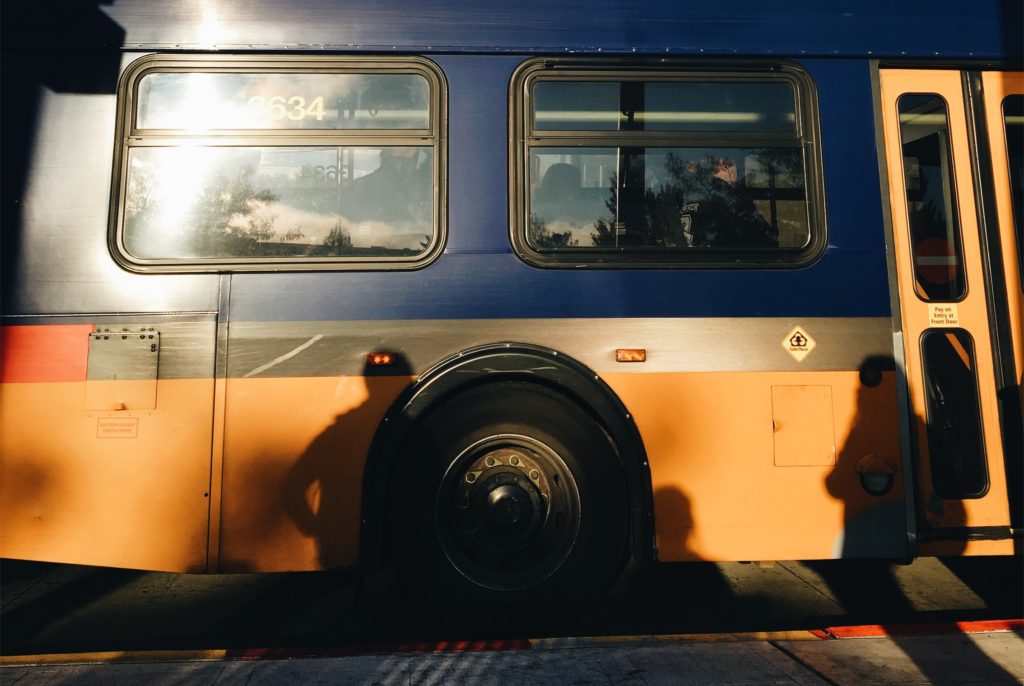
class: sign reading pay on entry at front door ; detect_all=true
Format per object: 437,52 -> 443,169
928,303 -> 960,327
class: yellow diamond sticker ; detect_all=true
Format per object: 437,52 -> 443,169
783,326 -> 816,362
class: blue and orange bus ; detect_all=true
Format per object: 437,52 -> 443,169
1,0 -> 1021,603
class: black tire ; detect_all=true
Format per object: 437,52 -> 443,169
391,381 -> 630,605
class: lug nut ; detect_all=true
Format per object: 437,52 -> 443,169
509,455 -> 520,466
529,470 -> 540,480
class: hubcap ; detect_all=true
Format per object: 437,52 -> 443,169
435,435 -> 581,591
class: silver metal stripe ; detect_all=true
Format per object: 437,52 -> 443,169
242,335 -> 324,378
99,321 -> 216,381
227,317 -> 894,378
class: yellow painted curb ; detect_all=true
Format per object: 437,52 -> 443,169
1,650 -> 228,666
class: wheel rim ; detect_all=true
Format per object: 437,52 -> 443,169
434,433 -> 581,591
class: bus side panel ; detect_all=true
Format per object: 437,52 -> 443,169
1,46 -> 222,571
210,317 -> 902,572
605,370 -> 906,562
0,323 -> 216,572
216,374 -> 410,573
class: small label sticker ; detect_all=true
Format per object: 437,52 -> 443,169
783,326 -> 817,362
928,303 -> 960,327
97,417 -> 139,439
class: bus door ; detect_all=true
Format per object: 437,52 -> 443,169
879,69 -> 1022,555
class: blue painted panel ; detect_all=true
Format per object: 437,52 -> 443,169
230,55 -> 893,323
94,0 -> 1019,60
806,58 -> 888,254
230,250 -> 890,322
433,56 -> 520,255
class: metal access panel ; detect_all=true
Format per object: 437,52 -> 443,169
772,385 -> 837,467
86,328 -> 160,410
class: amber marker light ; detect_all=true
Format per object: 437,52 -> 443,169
367,352 -> 396,367
615,348 -> 647,363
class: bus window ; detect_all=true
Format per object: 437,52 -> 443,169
527,147 -> 806,250
533,80 -> 797,133
123,146 -> 433,259
136,72 -> 430,130
513,62 -> 823,267
112,57 -> 445,270
897,94 -> 967,301
920,329 -> 988,498
1003,94 -> 1023,288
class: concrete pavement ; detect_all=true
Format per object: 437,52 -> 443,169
3,623 -> 1021,685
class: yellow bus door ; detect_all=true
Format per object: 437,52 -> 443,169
880,69 -> 1021,555
979,71 -> 1024,542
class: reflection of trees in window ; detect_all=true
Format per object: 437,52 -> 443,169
125,164 -> 298,258
589,151 -> 781,249
124,167 -> 156,239
187,166 -> 282,257
745,148 -> 802,225
529,213 -> 578,249
591,168 -> 684,247
313,222 -> 354,256
745,148 -> 806,247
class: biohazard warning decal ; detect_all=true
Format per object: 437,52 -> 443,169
782,326 -> 817,362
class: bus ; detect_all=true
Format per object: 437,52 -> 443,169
1,0 -> 1021,604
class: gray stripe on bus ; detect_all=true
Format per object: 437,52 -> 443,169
225,317 -> 893,378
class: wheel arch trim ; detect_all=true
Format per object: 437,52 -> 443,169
360,342 -> 655,571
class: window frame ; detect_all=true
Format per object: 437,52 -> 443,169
109,54 -> 447,273
509,58 -> 827,269
895,92 -> 969,302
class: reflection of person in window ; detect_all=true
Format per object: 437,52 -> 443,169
344,148 -> 429,224
532,162 -> 600,225
679,157 -> 778,248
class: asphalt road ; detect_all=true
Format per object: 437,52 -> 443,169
2,555 -> 1021,656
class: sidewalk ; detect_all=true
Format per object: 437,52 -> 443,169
3,622 -> 1021,685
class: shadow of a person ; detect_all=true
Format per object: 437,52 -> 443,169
816,356 -> 1018,684
596,486 -> 738,635
282,354 -> 413,570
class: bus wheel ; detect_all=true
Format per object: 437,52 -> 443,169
394,382 -> 629,604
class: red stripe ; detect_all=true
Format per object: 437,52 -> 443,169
824,619 -> 1023,639
1,325 -> 93,383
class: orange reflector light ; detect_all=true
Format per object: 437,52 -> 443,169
367,352 -> 396,366
615,348 -> 647,363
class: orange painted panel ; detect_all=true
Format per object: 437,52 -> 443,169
0,325 -> 93,383
772,385 -> 836,467
603,370 -> 905,562
218,374 -> 411,572
0,379 -> 213,571
981,71 -> 1024,418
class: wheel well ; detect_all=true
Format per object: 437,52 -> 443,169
360,343 -> 654,571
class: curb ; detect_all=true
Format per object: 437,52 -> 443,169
3,619 -> 1021,666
